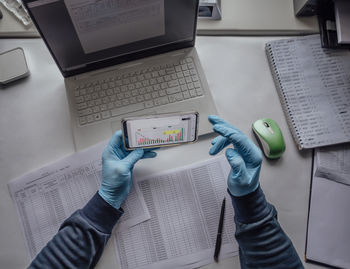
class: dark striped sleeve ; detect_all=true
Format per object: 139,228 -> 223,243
230,186 -> 304,269
28,192 -> 123,269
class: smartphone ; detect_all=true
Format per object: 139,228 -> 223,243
122,112 -> 199,149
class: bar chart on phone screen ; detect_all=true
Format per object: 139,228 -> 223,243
127,113 -> 197,148
135,124 -> 186,146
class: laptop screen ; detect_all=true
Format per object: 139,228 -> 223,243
25,0 -> 198,76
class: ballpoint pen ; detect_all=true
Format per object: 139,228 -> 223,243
214,197 -> 226,262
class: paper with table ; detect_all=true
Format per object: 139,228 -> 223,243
306,144 -> 350,268
8,138 -> 239,268
114,156 -> 238,269
266,35 -> 350,149
7,141 -> 151,259
315,143 -> 350,185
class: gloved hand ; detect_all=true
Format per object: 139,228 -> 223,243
208,115 -> 263,197
98,130 -> 157,209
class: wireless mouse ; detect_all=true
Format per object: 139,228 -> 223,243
252,118 -> 286,159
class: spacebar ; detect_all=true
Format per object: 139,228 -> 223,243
111,103 -> 145,116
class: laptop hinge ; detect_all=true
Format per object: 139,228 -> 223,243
73,61 -> 145,81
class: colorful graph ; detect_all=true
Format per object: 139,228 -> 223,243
136,128 -> 184,146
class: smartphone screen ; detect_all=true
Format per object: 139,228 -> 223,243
122,112 -> 198,149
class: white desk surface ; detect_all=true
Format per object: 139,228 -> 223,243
0,0 -> 318,37
0,37 -> 323,269
197,0 -> 319,35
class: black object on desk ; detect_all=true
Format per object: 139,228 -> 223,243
294,0 -> 350,49
294,0 -> 318,17
318,0 -> 350,49
214,197 -> 226,262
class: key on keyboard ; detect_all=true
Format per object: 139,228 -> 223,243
75,57 -> 204,126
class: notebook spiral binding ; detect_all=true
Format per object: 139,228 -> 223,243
265,44 -> 304,150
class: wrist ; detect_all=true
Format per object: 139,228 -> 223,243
228,185 -> 272,224
81,192 -> 123,233
228,180 -> 259,197
98,189 -> 123,210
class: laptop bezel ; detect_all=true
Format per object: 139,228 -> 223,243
23,0 -> 199,78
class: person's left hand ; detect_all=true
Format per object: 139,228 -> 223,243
98,130 -> 157,209
208,115 -> 263,197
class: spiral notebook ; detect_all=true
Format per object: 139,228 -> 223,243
266,35 -> 350,150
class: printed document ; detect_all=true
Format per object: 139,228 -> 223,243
315,143 -> 350,185
8,141 -> 150,259
64,0 -> 165,53
306,155 -> 350,268
114,156 -> 238,269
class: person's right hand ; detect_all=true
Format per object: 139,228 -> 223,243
208,115 -> 263,197
98,130 -> 157,209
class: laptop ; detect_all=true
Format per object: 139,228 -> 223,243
24,0 -> 218,150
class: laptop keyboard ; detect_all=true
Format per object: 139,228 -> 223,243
74,57 -> 204,126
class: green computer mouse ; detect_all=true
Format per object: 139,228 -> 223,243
252,118 -> 286,159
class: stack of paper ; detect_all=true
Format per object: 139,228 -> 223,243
8,141 -> 151,259
306,144 -> 350,268
8,140 -> 239,268
114,157 -> 238,269
315,144 -> 350,186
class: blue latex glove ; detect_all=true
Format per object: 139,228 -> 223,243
98,130 -> 157,209
208,115 -> 263,197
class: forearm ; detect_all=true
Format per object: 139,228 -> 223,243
28,192 -> 123,269
230,186 -> 303,269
